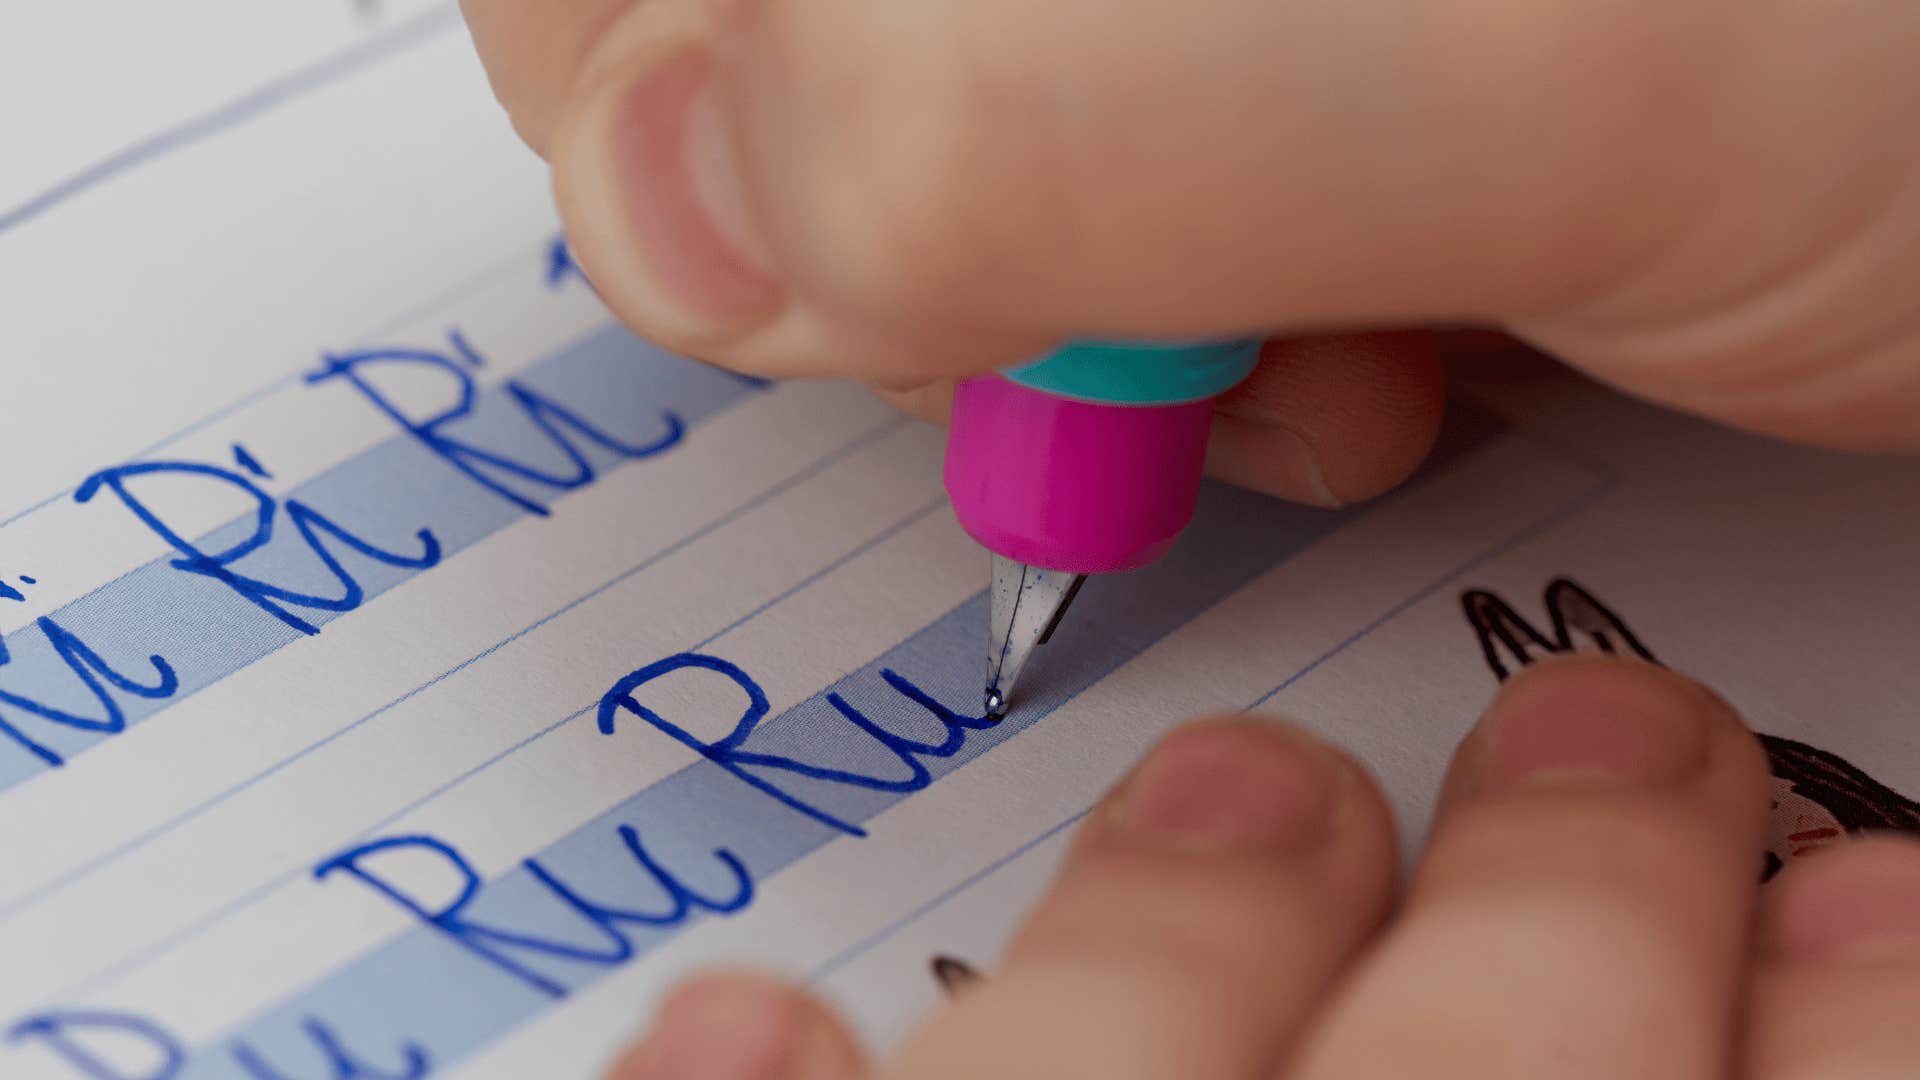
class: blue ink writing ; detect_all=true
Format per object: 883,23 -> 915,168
545,237 -> 580,289
7,1009 -> 183,1080
75,444 -> 441,636
8,1008 -> 426,1080
597,654 -> 995,836
230,1018 -> 429,1080
305,331 -> 683,517
0,616 -> 178,768
314,831 -> 752,999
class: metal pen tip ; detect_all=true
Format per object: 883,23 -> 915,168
984,554 -> 1085,719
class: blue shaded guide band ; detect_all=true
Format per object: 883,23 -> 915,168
0,325 -> 756,791
9,413 -> 1508,1078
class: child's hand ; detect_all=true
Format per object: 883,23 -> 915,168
605,658 -> 1920,1079
465,0 -> 1919,510
456,5 -> 1920,1073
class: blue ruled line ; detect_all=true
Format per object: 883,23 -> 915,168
12,415 -> 907,934
1245,478 -> 1616,711
50,423 -> 924,1002
807,478 -> 1615,982
811,809 -> 1089,982
0,234 -> 556,534
0,4 -> 465,240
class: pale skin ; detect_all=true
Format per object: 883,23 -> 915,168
460,1 -> 1920,1074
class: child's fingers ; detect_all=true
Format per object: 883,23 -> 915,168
1749,836 -> 1920,1077
607,972 -> 870,1080
1206,332 -> 1444,506
465,0 -> 1920,448
547,0 -> 1690,376
521,0 -> 1920,449
1291,656 -> 1773,1080
888,718 -> 1398,1079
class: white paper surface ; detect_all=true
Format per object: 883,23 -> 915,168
3,10 -> 1917,1079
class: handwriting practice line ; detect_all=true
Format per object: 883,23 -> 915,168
810,476 -> 1614,986
0,235 -> 555,533
15,408 -> 1574,1070
56,482 -> 943,1006
2,415 -> 908,932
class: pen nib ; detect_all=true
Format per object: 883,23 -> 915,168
984,554 -> 1085,720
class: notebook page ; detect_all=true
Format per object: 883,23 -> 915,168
0,1 -> 457,214
3,11 -> 1917,1080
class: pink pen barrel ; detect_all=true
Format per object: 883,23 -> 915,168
943,374 -> 1215,575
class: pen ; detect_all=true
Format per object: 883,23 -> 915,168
943,338 -> 1264,718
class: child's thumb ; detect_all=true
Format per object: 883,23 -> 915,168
548,0 -> 1920,448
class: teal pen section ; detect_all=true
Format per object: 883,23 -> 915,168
1002,338 -> 1262,405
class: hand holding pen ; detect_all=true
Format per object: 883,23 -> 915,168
462,1 -> 1920,1075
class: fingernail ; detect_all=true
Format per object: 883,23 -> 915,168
1112,721 -> 1342,855
1271,428 -> 1340,508
611,51 -> 783,330
624,981 -> 798,1080
1769,839 -> 1920,964
1203,422 -> 1341,508
1475,657 -> 1717,792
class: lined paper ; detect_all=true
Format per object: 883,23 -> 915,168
4,10 -> 1917,1079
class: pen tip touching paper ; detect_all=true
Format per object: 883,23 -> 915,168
985,555 -> 1086,719
983,686 -> 1005,722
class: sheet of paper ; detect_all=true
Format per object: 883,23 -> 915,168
4,9 -> 1918,1079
